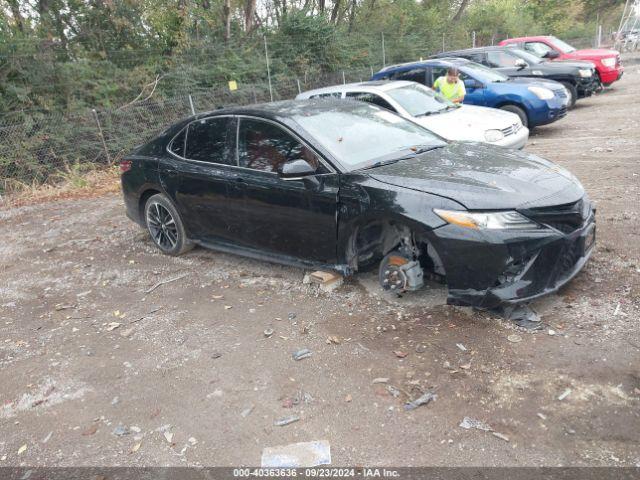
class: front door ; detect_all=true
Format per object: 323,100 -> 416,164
232,117 -> 339,264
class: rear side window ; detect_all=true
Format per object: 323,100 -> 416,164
310,92 -> 341,99
169,128 -> 186,157
486,51 -> 519,68
185,117 -> 232,164
345,92 -> 395,112
391,68 -> 427,85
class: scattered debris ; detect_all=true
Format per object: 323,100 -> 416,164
17,444 -> 27,455
113,425 -> 130,436
490,304 -> 544,330
264,328 -> 274,338
261,440 -> 331,468
292,349 -> 312,361
163,432 -> 174,443
41,432 -> 53,444
404,391 -> 437,411
211,352 -> 222,359
394,350 -> 408,358
81,423 -> 98,436
54,304 -> 76,311
241,406 -> 254,418
507,334 -> 522,343
130,442 -> 142,454
459,417 -> 492,431
491,432 -> 510,442
456,343 -> 467,352
106,322 -> 121,331
558,388 -> 572,401
274,415 -> 300,427
224,305 -> 233,310
386,385 -> 401,398
344,394 -> 352,403
326,335 -> 341,345
548,329 -> 556,336
372,378 -> 389,384
120,327 -> 134,338
537,412 -> 547,421
415,344 -> 426,353
144,273 -> 189,294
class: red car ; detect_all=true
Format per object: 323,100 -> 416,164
499,35 -> 623,87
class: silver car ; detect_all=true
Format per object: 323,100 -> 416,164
296,80 -> 529,149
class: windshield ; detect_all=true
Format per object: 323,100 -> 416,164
293,103 -> 446,171
550,36 -> 576,53
385,83 -> 454,117
509,47 -> 542,64
460,62 -> 509,83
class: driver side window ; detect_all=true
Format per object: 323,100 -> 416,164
524,41 -> 553,58
486,51 -> 519,68
238,118 -> 325,174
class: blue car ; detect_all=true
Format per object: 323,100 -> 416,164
371,57 -> 569,128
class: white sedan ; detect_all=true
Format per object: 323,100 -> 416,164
296,80 -> 529,149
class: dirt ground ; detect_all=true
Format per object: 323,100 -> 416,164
1,62 -> 639,468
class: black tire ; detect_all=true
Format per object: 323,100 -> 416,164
144,193 -> 193,256
499,104 -> 528,128
560,82 -> 578,108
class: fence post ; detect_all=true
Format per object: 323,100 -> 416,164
188,94 -> 196,115
370,66 -> 374,76
442,32 -> 445,52
381,32 -> 386,67
342,71 -> 346,84
264,35 -> 274,102
472,31 -> 476,48
296,78 -> 301,94
92,109 -> 111,165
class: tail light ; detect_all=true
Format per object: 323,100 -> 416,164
120,160 -> 132,173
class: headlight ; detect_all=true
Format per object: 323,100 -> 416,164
578,69 -> 592,78
528,86 -> 555,100
484,129 -> 505,142
434,209 -> 541,230
601,57 -> 616,68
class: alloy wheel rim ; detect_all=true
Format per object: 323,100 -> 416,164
147,202 -> 178,250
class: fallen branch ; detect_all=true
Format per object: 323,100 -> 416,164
144,273 -> 189,294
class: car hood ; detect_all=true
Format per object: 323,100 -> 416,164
366,142 -> 584,210
567,48 -> 619,60
413,105 -> 519,140
546,59 -> 596,69
506,77 -> 567,91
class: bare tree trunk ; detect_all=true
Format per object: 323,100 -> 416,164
318,0 -> 326,14
348,0 -> 357,33
7,0 -> 24,32
223,0 -> 231,41
452,0 -> 469,22
330,0 -> 342,23
244,0 -> 257,31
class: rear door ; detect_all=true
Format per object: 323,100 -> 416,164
429,65 -> 485,104
167,115 -> 241,242
232,116 -> 339,264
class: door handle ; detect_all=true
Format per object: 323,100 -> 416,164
235,177 -> 246,183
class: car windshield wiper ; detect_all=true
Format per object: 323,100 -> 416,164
359,144 -> 445,170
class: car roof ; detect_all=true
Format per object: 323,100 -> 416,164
299,80 -> 417,97
434,45 -> 517,56
502,35 -> 552,43
378,57 -> 471,73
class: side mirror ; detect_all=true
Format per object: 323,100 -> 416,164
278,159 -> 316,179
515,58 -> 528,69
464,78 -> 483,90
544,50 -> 560,59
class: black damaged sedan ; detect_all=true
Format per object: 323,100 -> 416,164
121,100 -> 595,308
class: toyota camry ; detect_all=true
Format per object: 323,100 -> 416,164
121,100 -> 595,308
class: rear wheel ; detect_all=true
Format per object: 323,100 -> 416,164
144,193 -> 193,256
560,82 -> 578,108
499,104 -> 528,128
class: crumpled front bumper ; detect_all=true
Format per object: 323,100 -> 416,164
428,210 -> 596,309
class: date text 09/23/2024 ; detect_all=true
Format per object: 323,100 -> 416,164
233,468 -> 400,477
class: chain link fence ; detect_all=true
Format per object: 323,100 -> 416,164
0,32 -> 603,197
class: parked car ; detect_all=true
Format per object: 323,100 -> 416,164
296,81 -> 529,149
371,58 -> 570,128
432,46 -> 599,107
498,35 -> 623,87
121,100 -> 595,308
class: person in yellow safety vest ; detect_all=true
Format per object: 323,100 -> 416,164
433,67 -> 466,104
